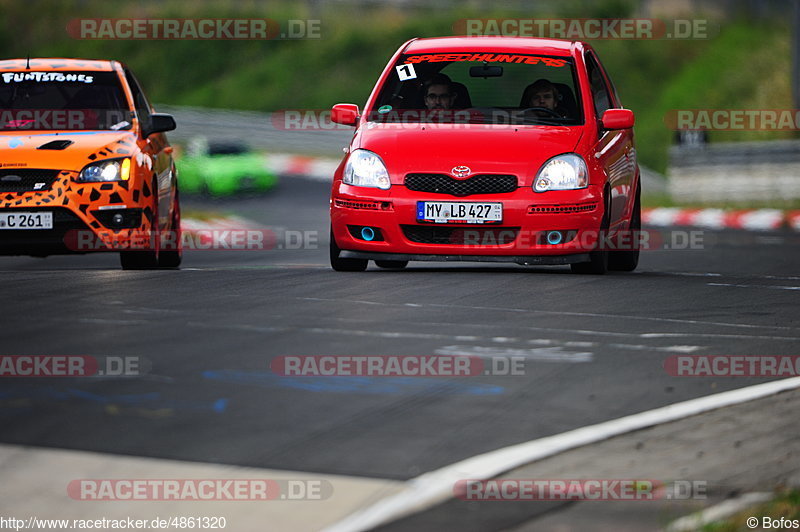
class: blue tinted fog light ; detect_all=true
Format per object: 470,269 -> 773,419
546,231 -> 563,245
361,227 -> 376,241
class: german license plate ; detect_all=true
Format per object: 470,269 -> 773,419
417,201 -> 502,224
0,212 -> 53,229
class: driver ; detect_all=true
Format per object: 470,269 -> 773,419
522,79 -> 563,116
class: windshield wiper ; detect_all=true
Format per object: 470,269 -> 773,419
518,117 -> 570,126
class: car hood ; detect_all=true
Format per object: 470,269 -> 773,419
0,131 -> 138,172
353,123 -> 584,185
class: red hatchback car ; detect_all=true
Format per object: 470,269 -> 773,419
329,36 -> 640,274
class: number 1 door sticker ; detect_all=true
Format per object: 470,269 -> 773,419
396,63 -> 417,81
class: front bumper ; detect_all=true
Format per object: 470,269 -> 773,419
340,250 -> 591,266
0,169 -> 155,256
331,182 -> 605,259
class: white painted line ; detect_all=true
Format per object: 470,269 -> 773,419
435,345 -> 593,363
77,318 -> 148,325
186,321 -> 485,342
323,377 -> 800,532
708,282 -> 800,291
299,297 -> 800,332
609,343 -> 704,353
641,332 -> 800,341
665,492 -> 773,532
662,272 -> 722,277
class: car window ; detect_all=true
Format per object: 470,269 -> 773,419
0,71 -> 132,131
585,53 -> 614,118
208,142 -> 248,156
372,53 -> 583,126
124,69 -> 153,134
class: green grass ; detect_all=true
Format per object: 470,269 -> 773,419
700,490 -> 800,532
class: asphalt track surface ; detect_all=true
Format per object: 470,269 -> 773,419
1,176 -> 799,522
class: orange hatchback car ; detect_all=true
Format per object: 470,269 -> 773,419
0,58 -> 180,269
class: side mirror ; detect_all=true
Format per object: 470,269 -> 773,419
601,108 -> 634,130
331,104 -> 359,127
143,113 -> 177,138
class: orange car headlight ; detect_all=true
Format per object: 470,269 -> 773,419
78,157 -> 131,182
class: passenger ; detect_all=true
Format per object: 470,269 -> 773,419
423,74 -> 456,111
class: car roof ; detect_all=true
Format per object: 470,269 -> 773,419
403,36 -> 579,57
0,58 -> 118,72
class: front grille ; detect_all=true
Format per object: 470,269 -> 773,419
405,174 -> 517,196
0,169 -> 60,192
401,225 -> 519,245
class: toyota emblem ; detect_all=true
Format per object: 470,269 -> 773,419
451,166 -> 471,178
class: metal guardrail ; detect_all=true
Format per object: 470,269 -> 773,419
668,140 -> 800,202
670,139 -> 800,166
156,104 -> 353,157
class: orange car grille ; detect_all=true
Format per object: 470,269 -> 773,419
0,169 -> 60,193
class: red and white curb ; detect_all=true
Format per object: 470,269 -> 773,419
644,208 -> 800,231
265,154 -> 338,182
181,215 -> 264,233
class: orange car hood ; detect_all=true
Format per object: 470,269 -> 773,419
0,131 -> 137,171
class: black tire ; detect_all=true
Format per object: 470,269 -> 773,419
570,247 -> 608,274
571,189 -> 610,275
375,260 -> 408,269
120,250 -> 158,269
121,176 -> 160,270
329,228 -> 367,272
158,188 -> 182,269
608,186 -> 641,272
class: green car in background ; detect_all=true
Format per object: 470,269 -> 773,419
177,138 -> 278,196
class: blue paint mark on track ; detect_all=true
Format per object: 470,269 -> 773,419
0,386 -> 229,413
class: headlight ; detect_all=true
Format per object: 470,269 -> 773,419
533,154 -> 588,192
78,158 -> 131,182
343,149 -> 390,190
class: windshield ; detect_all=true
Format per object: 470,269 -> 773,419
0,71 -> 133,131
371,53 -> 583,126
